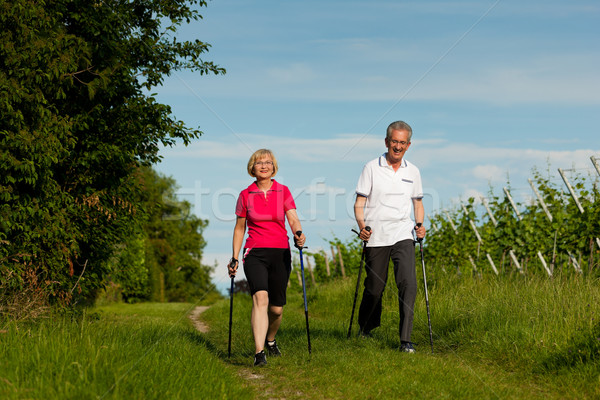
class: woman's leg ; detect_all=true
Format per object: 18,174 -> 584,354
265,248 -> 290,342
266,305 -> 283,341
251,290 -> 269,353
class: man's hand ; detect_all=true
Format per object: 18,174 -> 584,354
227,257 -> 239,278
359,226 -> 372,242
415,223 -> 426,240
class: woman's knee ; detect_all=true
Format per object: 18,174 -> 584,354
253,290 -> 269,308
269,305 -> 283,318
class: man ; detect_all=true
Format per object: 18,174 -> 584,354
353,120 -> 426,353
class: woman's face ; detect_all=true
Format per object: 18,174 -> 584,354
253,155 -> 274,179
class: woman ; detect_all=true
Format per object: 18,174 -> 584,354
228,149 -> 306,367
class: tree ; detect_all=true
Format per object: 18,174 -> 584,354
113,167 -> 214,303
0,0 -> 224,308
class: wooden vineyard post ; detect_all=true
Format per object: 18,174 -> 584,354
324,253 -> 331,276
337,245 -> 346,278
528,179 -> 554,276
591,156 -> 600,177
558,168 -> 585,214
444,210 -> 458,234
528,179 -> 553,222
481,197 -> 498,227
504,187 -> 522,221
558,167 -> 600,256
503,188 -> 525,274
428,216 -> 438,232
537,251 -> 552,277
443,210 -> 459,274
306,256 -> 316,286
331,246 -> 337,276
468,255 -> 478,273
486,253 -> 499,275
567,251 -> 583,274
461,202 -> 497,275
509,250 -> 524,274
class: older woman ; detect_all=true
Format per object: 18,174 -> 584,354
228,149 -> 306,367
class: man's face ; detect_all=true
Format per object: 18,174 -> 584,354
385,129 -> 411,164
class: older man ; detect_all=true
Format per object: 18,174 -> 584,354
353,120 -> 426,353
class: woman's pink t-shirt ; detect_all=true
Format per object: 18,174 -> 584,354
235,180 -> 296,249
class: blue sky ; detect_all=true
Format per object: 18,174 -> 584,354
152,0 -> 600,292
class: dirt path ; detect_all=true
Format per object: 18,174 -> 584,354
188,306 -> 210,333
188,306 -> 265,385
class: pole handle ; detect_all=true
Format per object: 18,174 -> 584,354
352,226 -> 371,241
415,222 -> 423,243
294,230 -> 305,249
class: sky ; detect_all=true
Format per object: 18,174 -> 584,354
151,0 -> 600,293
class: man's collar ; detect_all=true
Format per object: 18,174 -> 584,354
379,153 -> 407,168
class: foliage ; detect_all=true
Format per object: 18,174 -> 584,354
0,0 -> 224,308
115,168 -> 215,301
424,167 -> 599,277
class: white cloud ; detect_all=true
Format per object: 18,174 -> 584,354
472,164 -> 506,182
458,189 -> 486,203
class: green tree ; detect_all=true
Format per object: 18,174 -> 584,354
0,0 -> 224,309
141,167 -> 213,302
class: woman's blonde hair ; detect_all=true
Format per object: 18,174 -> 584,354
247,149 -> 279,177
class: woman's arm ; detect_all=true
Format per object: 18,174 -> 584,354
285,209 -> 305,248
232,216 -> 246,259
229,216 -> 246,277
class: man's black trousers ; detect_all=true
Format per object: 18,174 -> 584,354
358,239 -> 417,342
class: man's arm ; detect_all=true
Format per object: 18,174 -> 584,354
354,194 -> 371,241
413,198 -> 426,239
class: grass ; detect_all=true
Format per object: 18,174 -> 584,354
0,302 -> 251,399
202,272 -> 600,399
1,272 -> 599,399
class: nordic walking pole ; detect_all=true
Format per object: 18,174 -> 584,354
227,258 -> 238,358
228,276 -> 234,358
416,223 -> 433,354
295,231 -> 311,355
347,226 -> 371,338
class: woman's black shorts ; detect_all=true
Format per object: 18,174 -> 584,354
243,247 -> 291,306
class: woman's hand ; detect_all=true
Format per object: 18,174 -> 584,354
293,231 -> 306,248
227,257 -> 239,278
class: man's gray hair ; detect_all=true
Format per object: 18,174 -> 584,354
386,121 -> 413,141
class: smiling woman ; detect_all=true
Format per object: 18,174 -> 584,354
228,148 -> 306,367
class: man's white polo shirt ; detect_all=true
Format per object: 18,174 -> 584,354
355,153 -> 423,247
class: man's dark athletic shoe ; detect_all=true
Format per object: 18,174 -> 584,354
400,341 -> 416,353
253,350 -> 267,367
265,339 -> 281,356
359,329 -> 373,338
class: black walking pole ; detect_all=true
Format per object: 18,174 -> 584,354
228,275 -> 234,358
347,226 -> 371,338
295,231 -> 311,355
416,223 -> 434,354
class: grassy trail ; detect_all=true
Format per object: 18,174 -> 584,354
201,276 -> 600,400
2,274 -> 598,399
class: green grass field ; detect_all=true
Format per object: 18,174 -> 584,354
0,302 -> 251,399
204,274 -> 600,399
1,273 -> 599,399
